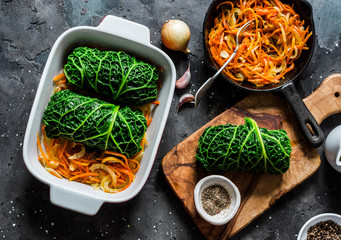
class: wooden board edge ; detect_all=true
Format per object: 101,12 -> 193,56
228,155 -> 321,238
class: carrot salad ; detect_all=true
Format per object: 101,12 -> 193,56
36,73 -> 158,193
208,0 -> 312,87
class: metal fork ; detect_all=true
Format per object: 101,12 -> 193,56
194,20 -> 252,107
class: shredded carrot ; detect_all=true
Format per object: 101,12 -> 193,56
69,173 -> 98,181
147,118 -> 152,126
57,79 -> 66,85
52,72 -> 70,91
134,102 -> 157,126
45,168 -> 63,179
37,127 -> 147,193
103,151 -> 128,161
207,0 -> 311,87
53,73 -> 66,82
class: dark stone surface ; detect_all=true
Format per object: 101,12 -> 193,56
1,0 -> 341,239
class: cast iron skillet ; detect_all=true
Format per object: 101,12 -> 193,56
203,0 -> 324,148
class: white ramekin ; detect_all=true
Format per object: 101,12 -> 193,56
194,175 -> 241,225
297,213 -> 341,240
23,15 -> 176,215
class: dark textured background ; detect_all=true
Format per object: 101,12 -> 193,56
1,0 -> 341,239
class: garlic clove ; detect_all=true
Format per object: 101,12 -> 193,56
175,62 -> 191,89
176,93 -> 195,114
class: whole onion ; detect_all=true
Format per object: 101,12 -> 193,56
161,19 -> 191,54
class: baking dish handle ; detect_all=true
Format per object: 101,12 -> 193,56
96,15 -> 151,45
50,186 -> 104,215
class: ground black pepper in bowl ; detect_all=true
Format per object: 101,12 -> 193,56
306,220 -> 341,240
201,184 -> 231,216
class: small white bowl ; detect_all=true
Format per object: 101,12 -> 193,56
297,213 -> 341,240
324,125 -> 341,173
194,175 -> 241,226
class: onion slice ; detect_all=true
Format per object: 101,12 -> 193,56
68,143 -> 86,159
90,163 -> 117,186
101,175 -> 119,193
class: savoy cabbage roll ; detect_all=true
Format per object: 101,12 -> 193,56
196,118 -> 292,175
43,90 -> 147,158
64,46 -> 159,106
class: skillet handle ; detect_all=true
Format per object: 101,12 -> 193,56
281,82 -> 324,148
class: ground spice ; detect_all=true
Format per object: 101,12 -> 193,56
306,220 -> 341,240
201,184 -> 231,216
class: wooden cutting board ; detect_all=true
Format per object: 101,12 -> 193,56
162,74 -> 341,239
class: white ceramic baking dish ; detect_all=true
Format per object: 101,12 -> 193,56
23,15 -> 176,215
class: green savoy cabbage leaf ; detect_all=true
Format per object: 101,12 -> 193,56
43,90 -> 147,158
196,118 -> 292,175
64,46 -> 159,106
